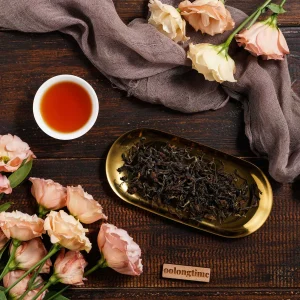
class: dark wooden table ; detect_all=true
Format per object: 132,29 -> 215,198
1,0 -> 300,299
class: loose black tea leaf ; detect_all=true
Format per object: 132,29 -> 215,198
118,139 -> 261,224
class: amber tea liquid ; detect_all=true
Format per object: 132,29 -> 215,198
40,81 -> 92,133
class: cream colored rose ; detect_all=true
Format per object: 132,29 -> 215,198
44,210 -> 92,253
0,211 -> 45,241
179,0 -> 235,36
148,0 -> 189,43
67,185 -> 107,224
187,43 -> 236,83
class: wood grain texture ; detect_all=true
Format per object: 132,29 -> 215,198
112,0 -> 300,26
62,288 -> 300,299
9,158 -> 300,293
0,29 -> 299,160
0,0 -> 300,299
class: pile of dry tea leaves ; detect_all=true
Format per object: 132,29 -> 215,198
117,139 -> 261,223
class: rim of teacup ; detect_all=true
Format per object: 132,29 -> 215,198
33,74 -> 99,140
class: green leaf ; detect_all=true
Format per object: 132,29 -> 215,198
0,287 -> 5,291
0,202 -> 11,212
261,7 -> 267,14
8,160 -> 33,189
44,291 -> 69,300
267,3 -> 286,14
0,290 -> 7,300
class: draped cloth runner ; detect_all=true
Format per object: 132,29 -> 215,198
1,0 -> 299,183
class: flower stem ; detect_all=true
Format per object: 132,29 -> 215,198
18,261 -> 47,300
46,285 -> 70,300
45,255 -> 107,300
280,0 -> 286,7
246,9 -> 264,29
84,255 -> 107,277
0,239 -> 20,281
223,0 -> 273,48
83,264 -> 100,277
31,275 -> 59,300
265,14 -> 278,27
4,243 -> 61,294
38,205 -> 49,218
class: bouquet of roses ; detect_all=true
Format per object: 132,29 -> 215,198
148,0 -> 289,83
0,135 -> 143,300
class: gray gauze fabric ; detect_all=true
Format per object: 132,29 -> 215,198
0,0 -> 299,183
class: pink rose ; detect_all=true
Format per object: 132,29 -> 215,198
11,238 -> 52,273
0,173 -> 12,194
0,228 -> 9,250
54,249 -> 87,285
0,211 -> 45,241
29,177 -> 67,210
0,134 -> 35,172
236,16 -> 289,60
97,223 -> 143,276
44,210 -> 91,252
179,0 -> 235,36
3,270 -> 46,300
67,185 -> 107,224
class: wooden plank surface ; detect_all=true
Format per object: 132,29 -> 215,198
62,288 -> 300,299
113,0 -> 300,26
10,158 -> 300,291
0,0 -> 300,299
0,29 -> 299,159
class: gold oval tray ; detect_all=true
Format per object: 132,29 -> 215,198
106,128 -> 273,238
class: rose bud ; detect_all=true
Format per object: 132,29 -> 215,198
148,0 -> 189,43
44,210 -> 91,252
0,134 -> 35,172
54,249 -> 87,285
29,177 -> 67,211
11,238 -> 52,273
236,15 -> 289,60
179,0 -> 235,36
187,43 -> 236,83
66,185 -> 107,224
97,223 -> 143,276
3,270 -> 46,300
0,173 -> 12,194
0,211 -> 45,241
0,228 -> 9,250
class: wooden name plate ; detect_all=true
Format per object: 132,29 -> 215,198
162,263 -> 211,282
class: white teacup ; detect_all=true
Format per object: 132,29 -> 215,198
33,74 -> 99,140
